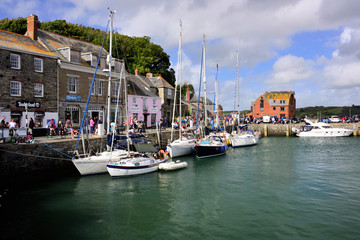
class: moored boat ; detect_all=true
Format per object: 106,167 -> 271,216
292,118 -> 353,137
159,160 -> 188,171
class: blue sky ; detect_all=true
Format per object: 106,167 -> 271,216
1,0 -> 360,111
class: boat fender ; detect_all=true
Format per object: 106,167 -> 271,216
221,146 -> 223,151
225,145 -> 228,151
198,136 -> 202,141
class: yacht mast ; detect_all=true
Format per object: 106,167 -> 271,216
106,9 -> 115,135
236,51 -> 240,129
202,35 -> 207,127
215,62 -> 219,128
179,20 -> 183,139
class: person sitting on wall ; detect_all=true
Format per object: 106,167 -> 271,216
57,120 -> 65,136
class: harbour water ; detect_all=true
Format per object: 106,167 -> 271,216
1,137 -> 360,240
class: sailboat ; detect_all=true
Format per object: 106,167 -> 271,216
72,10 -> 130,176
230,52 -> 260,148
106,63 -> 166,177
166,21 -> 195,158
194,35 -> 228,158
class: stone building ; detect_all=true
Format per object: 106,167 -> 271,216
0,24 -> 58,129
247,91 -> 296,119
25,14 -> 123,131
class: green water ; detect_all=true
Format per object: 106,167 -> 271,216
1,137 -> 360,240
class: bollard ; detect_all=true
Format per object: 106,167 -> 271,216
286,125 -> 289,137
264,125 -> 268,137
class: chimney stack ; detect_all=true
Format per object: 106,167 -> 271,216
26,14 -> 38,40
186,85 -> 190,103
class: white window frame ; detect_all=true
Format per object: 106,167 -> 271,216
113,82 -> 119,96
97,81 -> 103,96
34,57 -> 43,73
10,81 -> 21,96
168,88 -> 172,96
10,54 -> 20,69
89,78 -> 95,95
34,83 -> 44,97
133,97 -> 137,105
68,76 -> 77,93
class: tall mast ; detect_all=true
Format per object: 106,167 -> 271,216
215,62 -> 219,128
106,9 -> 115,135
179,20 -> 183,139
203,35 -> 207,127
236,51 -> 240,128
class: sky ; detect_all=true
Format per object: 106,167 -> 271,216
1,0 -> 360,111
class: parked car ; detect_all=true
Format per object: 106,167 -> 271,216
329,115 -> 340,123
321,117 -> 330,123
352,115 -> 360,123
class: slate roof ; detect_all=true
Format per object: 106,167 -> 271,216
37,29 -> 109,61
126,73 -> 159,98
148,76 -> 175,89
0,29 -> 57,57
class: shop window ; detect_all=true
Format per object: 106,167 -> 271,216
65,108 -> 80,125
151,113 -> 156,125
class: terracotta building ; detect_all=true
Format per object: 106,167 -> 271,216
247,91 -> 296,119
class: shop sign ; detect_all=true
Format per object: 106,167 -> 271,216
16,101 -> 41,108
65,95 -> 81,102
131,106 -> 140,111
150,107 -> 158,112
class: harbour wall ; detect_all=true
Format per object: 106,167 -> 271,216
0,123 -> 358,184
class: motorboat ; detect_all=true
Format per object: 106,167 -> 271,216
292,119 -> 353,137
159,160 -> 188,171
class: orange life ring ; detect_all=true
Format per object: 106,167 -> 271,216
197,136 -> 202,141
158,150 -> 165,158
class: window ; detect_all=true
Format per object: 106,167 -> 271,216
68,76 -> 78,93
280,107 -> 285,111
153,99 -> 156,105
260,99 -> 264,111
143,98 -> 147,111
70,50 -> 80,63
34,83 -> 44,97
10,81 -> 21,96
65,107 -> 80,125
34,58 -> 43,72
10,54 -> 20,69
133,97 -> 137,105
89,79 -> 95,95
97,81 -> 103,96
168,89 -> 172,96
273,107 -> 276,110
113,82 -> 119,96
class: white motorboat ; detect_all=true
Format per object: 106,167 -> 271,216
107,154 -> 166,177
159,160 -> 188,171
230,129 -> 260,147
292,119 -> 353,137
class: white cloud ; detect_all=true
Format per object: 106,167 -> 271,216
267,55 -> 315,84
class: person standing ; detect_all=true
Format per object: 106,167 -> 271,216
89,118 -> 95,135
29,117 -> 34,136
1,116 -> 6,128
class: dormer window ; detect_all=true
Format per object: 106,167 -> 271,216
70,49 -> 81,63
91,55 -> 98,67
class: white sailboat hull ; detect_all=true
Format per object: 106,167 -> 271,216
166,139 -> 195,158
107,157 -> 166,177
231,134 -> 259,147
72,150 -> 129,176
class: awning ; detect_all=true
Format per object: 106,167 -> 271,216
133,143 -> 157,153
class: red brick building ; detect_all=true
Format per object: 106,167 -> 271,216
247,91 -> 296,119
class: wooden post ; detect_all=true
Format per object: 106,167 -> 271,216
264,124 -> 267,137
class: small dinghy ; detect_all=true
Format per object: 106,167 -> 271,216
158,160 -> 187,171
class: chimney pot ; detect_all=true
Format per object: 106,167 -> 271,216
26,14 -> 38,40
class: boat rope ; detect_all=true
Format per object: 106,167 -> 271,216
40,142 -> 73,159
75,18 -> 110,152
0,148 -> 71,161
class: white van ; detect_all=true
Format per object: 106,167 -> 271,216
263,116 -> 270,123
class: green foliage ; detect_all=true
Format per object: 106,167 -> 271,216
1,17 -> 176,86
0,17 -> 27,34
176,83 -> 195,97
